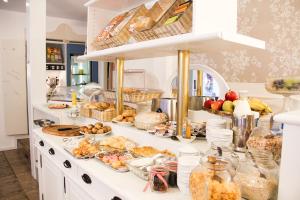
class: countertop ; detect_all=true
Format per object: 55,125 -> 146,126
274,110 -> 300,125
32,104 -> 211,200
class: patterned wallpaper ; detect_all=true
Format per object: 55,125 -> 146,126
191,0 -> 300,82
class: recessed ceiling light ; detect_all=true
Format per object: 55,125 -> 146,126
3,0 -> 8,3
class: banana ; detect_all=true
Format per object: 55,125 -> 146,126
248,98 -> 273,113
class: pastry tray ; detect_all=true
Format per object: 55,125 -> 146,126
94,151 -> 133,173
63,137 -> 98,159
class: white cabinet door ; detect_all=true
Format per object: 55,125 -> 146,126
65,177 -> 94,200
41,155 -> 65,200
36,149 -> 44,200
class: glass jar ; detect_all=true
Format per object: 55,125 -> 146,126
247,118 -> 282,163
149,165 -> 169,192
203,143 -> 239,173
190,156 -> 241,200
234,151 -> 279,200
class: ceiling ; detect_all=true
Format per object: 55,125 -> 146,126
0,0 -> 88,21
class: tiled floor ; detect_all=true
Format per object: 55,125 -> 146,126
0,150 -> 39,200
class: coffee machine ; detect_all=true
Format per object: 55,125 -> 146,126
46,76 -> 59,101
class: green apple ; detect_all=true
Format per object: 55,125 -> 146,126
222,100 -> 234,113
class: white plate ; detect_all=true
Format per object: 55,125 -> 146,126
112,119 -> 134,127
81,131 -> 112,138
177,135 -> 196,143
155,132 -> 173,138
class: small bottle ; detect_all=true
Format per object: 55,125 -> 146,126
71,91 -> 77,107
69,91 -> 79,118
185,118 -> 192,139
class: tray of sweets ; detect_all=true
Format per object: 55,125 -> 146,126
63,137 -> 99,159
95,150 -> 134,172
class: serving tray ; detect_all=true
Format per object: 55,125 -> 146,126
42,125 -> 81,137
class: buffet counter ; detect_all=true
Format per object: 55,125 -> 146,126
32,104 -> 209,200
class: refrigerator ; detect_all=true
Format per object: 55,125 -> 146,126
66,44 -> 98,86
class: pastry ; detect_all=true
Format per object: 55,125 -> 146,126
48,104 -> 69,109
122,109 -> 136,117
127,117 -> 134,123
72,139 -> 99,158
131,146 -> 175,157
100,136 -> 136,150
95,122 -> 103,129
115,115 -> 123,121
91,128 -> 98,134
87,124 -> 94,129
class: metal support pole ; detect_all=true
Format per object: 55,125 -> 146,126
177,50 -> 190,136
196,70 -> 203,96
116,58 -> 124,115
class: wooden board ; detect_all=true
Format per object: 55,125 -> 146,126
42,125 -> 81,137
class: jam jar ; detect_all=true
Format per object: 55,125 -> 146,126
149,165 -> 169,192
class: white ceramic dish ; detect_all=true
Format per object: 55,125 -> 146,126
81,131 -> 112,138
177,135 -> 196,143
112,119 -> 134,127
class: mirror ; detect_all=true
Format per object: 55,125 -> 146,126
170,65 -> 229,98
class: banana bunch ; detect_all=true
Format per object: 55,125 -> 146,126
248,98 -> 273,114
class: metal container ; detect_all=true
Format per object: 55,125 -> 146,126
151,98 -> 177,121
34,119 -> 55,127
188,96 -> 217,110
232,115 -> 255,152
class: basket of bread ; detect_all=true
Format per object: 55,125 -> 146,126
154,0 -> 192,38
131,0 -> 177,42
104,88 -> 162,103
134,112 -> 167,130
89,102 -> 116,122
92,5 -> 148,50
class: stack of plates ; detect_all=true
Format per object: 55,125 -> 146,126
206,119 -> 227,129
206,128 -> 233,147
177,156 -> 200,195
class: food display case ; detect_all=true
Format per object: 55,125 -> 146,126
70,55 -> 91,86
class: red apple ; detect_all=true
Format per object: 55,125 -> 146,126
204,99 -> 214,109
225,90 -> 239,101
211,100 -> 224,111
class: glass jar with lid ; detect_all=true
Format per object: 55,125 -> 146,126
234,151 -> 279,200
247,117 -> 282,163
190,156 -> 241,200
203,143 -> 239,173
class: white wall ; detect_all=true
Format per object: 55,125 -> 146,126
45,15 -> 87,87
47,16 -> 87,36
0,10 -> 28,150
0,9 -> 87,150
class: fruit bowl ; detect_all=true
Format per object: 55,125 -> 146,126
265,76 -> 300,112
265,76 -> 300,95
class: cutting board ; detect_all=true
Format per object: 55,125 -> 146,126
42,125 -> 81,137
